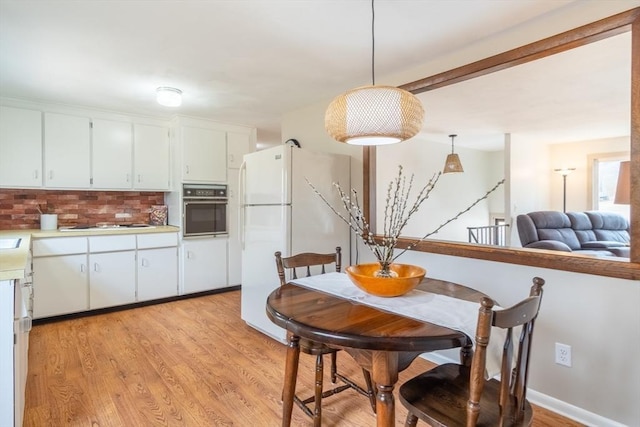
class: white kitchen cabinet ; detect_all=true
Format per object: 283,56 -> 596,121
227,131 -> 251,169
138,247 -> 178,301
92,118 -> 133,189
32,236 -> 89,318
182,237 -> 228,294
0,106 -> 42,188
181,126 -> 227,182
137,233 -> 178,301
134,123 -> 170,190
88,235 -> 136,310
44,112 -> 91,188
1,278 -> 30,427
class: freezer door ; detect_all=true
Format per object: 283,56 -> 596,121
290,149 -> 351,256
243,145 -> 291,206
240,204 -> 291,342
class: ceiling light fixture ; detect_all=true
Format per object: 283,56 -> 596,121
443,134 -> 464,173
324,0 -> 424,145
156,87 -> 182,107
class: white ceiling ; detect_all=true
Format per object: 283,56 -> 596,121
0,0 -> 634,149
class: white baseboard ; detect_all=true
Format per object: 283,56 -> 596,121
419,354 -> 627,427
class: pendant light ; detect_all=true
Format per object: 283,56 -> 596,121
443,134 -> 464,173
324,0 -> 424,145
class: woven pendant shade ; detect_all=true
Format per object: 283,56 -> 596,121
443,153 -> 464,173
443,134 -> 464,173
325,85 -> 425,145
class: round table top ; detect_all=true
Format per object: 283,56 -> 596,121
266,277 -> 488,353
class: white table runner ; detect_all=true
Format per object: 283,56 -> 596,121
290,272 -> 505,378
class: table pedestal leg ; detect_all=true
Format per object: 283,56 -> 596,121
282,334 -> 300,427
371,352 -> 398,427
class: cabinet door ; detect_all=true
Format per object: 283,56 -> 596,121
182,127 -> 226,182
92,118 -> 133,189
0,106 -> 42,187
33,254 -> 89,318
89,251 -> 136,309
182,238 -> 228,294
138,247 -> 178,301
44,112 -> 91,188
134,123 -> 170,190
227,171 -> 241,285
227,131 -> 251,169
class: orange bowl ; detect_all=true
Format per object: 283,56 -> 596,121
345,263 -> 426,297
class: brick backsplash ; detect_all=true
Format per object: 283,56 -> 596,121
0,189 -> 165,230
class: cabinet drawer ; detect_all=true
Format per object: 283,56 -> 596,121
137,232 -> 178,249
33,237 -> 87,257
89,235 -> 136,252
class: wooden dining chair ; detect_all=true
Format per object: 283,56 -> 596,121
274,248 -> 376,424
399,276 -> 545,427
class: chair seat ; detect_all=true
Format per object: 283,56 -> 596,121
399,364 -> 533,427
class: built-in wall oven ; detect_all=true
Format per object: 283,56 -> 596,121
182,183 -> 228,237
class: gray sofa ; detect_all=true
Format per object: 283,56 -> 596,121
516,211 -> 630,257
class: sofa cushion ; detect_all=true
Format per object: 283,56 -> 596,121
584,211 -> 630,243
567,212 -> 597,244
527,211 -> 582,250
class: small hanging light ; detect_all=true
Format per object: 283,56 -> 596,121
443,134 -> 464,173
324,0 -> 424,145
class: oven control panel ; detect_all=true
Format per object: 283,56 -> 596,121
183,184 -> 227,199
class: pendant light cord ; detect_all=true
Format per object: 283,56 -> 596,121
450,134 -> 457,154
371,0 -> 375,86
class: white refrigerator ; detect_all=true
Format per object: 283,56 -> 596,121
239,145 -> 351,342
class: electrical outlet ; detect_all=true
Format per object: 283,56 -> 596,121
555,342 -> 572,367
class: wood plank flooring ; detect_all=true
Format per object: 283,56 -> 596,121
24,290 -> 583,426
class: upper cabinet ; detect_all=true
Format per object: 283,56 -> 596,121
181,126 -> 227,183
92,118 -> 133,189
44,112 -> 91,188
0,106 -> 43,188
227,131 -> 251,169
134,124 -> 170,190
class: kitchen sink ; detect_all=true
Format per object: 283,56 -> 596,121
0,238 -> 22,249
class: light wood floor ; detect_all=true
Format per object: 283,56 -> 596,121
24,290 -> 583,426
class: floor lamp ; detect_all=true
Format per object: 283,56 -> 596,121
554,168 -> 576,212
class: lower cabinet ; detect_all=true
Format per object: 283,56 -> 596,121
32,232 -> 179,318
182,237 -> 228,294
32,236 -> 89,318
138,248 -> 178,301
89,250 -> 136,310
33,254 -> 88,318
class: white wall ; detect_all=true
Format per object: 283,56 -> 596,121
376,137 -> 502,243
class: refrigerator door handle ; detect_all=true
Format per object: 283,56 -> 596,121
239,160 -> 247,250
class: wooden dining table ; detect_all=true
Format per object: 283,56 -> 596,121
265,276 -> 490,427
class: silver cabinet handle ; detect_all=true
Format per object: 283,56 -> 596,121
48,170 -> 54,180
80,264 -> 85,273
93,263 -> 99,272
138,174 -> 142,183
141,258 -> 149,267
185,165 -> 190,175
34,170 -> 39,179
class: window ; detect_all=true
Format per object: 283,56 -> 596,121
589,153 -> 630,220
